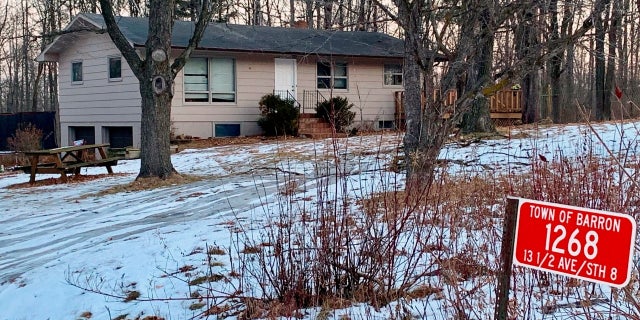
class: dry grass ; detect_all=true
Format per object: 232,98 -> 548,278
187,274 -> 225,286
6,173 -> 129,189
123,290 -> 140,302
89,174 -> 204,197
240,245 -> 262,254
0,152 -> 24,167
234,128 -> 640,318
207,245 -> 226,255
175,136 -> 280,149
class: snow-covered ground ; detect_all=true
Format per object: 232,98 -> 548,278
1,121 -> 639,319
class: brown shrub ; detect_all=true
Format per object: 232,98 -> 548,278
7,123 -> 43,152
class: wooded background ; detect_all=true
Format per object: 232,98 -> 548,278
0,0 -> 638,124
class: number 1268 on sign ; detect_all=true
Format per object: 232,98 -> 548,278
513,199 -> 636,288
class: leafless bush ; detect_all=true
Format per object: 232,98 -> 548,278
230,122 -> 640,319
7,123 -> 43,152
227,137 -> 512,319
66,121 -> 640,319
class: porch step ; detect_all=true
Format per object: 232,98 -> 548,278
299,121 -> 332,129
300,132 -> 348,139
300,127 -> 338,134
298,113 -> 347,139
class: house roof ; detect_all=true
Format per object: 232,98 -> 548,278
38,13 -> 411,61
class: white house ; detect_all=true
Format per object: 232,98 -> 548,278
37,13 -> 409,148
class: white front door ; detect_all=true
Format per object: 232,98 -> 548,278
274,58 -> 297,101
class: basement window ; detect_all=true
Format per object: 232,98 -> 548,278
215,124 -> 241,137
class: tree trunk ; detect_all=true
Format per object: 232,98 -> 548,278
516,5 -> 539,124
253,0 -> 262,25
398,0 -> 448,188
289,0 -> 295,26
337,0 -> 345,29
323,0 -> 333,29
357,0 -> 366,30
100,0 -> 213,179
521,71 -> 539,123
548,0 -> 562,123
604,0 -> 621,118
136,2 -> 176,179
400,0 -> 427,183
593,0 -> 608,120
560,0 -> 574,122
305,0 -> 314,28
461,0 -> 495,134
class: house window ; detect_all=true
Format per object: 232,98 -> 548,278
69,126 -> 95,145
215,124 -> 241,137
108,56 -> 122,80
184,57 -> 236,102
379,120 -> 395,129
384,64 -> 403,86
104,126 -> 133,148
71,61 -> 83,83
317,61 -> 348,89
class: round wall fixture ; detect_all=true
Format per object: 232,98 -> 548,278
152,49 -> 167,62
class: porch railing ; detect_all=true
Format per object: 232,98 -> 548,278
273,90 -> 302,109
301,90 -> 328,114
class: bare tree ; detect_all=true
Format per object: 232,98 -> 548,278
460,0 -> 496,134
515,2 -> 540,124
376,0 -> 611,186
593,0 -> 610,120
605,0 -> 622,117
98,0 -> 214,179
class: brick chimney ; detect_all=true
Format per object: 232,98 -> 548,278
293,20 -> 308,29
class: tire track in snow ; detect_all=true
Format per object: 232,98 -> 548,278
0,174 -> 279,285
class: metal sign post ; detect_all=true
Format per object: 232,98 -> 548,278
495,197 -> 519,320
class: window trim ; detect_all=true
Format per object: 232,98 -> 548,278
316,61 -> 349,90
184,57 -> 237,104
383,63 -> 403,87
108,56 -> 122,82
71,60 -> 83,84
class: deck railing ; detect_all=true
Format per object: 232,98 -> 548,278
394,89 -> 523,128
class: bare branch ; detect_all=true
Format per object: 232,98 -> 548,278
449,0 -> 610,124
0,1 -> 8,37
171,0 -> 216,76
98,0 -> 143,77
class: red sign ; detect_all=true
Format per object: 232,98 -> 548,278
513,198 -> 636,287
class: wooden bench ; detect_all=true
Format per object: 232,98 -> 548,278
21,143 -> 123,183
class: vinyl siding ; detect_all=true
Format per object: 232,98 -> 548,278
298,56 -> 403,125
57,33 -> 403,142
172,53 -> 403,136
58,32 -> 141,146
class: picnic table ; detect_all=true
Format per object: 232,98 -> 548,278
21,143 -> 122,183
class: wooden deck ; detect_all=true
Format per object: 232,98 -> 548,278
394,89 -> 522,128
